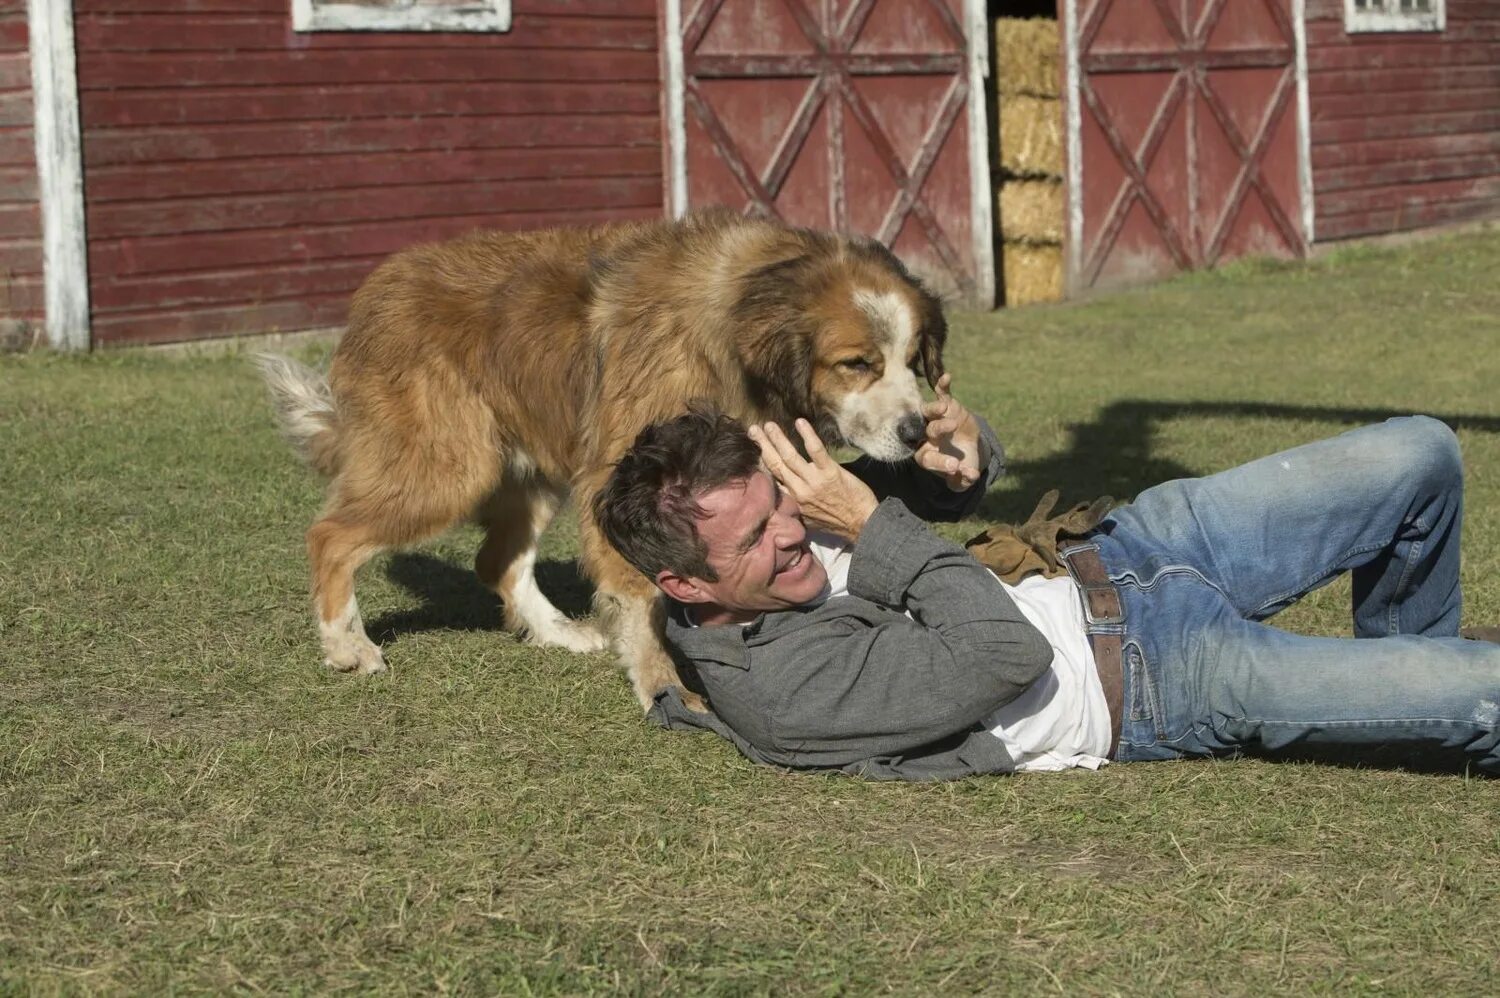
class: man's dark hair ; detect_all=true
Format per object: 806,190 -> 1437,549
594,404 -> 761,582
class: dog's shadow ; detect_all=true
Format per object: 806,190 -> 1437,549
366,552 -> 595,642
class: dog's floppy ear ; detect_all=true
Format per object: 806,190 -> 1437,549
733,255 -> 817,419
916,290 -> 947,389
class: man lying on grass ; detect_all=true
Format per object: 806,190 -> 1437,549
593,386 -> 1500,779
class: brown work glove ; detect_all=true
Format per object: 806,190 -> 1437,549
964,490 -> 1116,584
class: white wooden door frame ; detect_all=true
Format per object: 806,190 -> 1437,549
28,0 -> 90,350
660,0 -> 995,308
1293,0 -> 1314,245
661,0 -> 688,219
963,0 -> 994,309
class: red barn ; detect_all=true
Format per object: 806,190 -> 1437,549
1304,0 -> 1500,242
1062,0 -> 1500,291
4,0 -> 1499,349
2,0 -> 47,349
10,0 -> 668,350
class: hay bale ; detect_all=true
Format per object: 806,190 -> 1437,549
999,95 -> 1064,178
1002,242 -> 1064,307
996,18 -> 1060,99
997,179 -> 1064,244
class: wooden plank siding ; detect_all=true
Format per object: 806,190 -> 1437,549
1305,0 -> 1500,242
73,0 -> 664,346
0,1 -> 44,342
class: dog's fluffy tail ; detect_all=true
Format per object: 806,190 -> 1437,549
255,353 -> 342,478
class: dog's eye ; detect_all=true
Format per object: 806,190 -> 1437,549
839,358 -> 872,373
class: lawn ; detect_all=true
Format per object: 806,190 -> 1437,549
3,228 -> 1500,994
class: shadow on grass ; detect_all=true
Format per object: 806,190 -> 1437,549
367,552 -> 595,642
979,399 -> 1500,522
1242,744 -> 1495,778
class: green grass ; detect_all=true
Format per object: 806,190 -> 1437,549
4,228 -> 1500,994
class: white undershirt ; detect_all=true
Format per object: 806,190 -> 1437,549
807,531 -> 1112,772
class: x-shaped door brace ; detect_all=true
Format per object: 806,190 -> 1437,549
1078,0 -> 1305,285
681,0 -> 976,294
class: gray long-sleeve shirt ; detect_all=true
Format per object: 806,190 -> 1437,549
648,417 -> 1054,780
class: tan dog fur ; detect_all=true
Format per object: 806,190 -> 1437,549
260,208 -> 947,710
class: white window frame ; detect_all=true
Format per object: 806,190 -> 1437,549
292,0 -> 511,33
1344,0 -> 1445,34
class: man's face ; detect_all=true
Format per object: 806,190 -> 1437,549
675,471 -> 830,616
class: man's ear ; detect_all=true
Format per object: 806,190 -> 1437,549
656,569 -> 713,605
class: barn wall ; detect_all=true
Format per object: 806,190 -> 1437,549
74,0 -> 664,346
1,0 -> 44,346
1305,0 -> 1500,242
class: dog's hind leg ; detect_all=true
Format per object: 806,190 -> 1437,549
309,475 -> 488,674
307,516 -> 387,675
305,385 -> 502,675
475,482 -> 608,653
309,478 -> 476,674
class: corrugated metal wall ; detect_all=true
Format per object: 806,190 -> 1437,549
74,0 -> 665,346
0,0 -> 43,346
1306,0 -> 1500,241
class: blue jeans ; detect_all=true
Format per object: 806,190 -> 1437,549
1075,416 -> 1500,773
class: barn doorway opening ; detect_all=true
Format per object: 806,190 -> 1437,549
987,0 -> 1065,306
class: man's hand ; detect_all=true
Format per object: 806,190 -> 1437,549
749,419 -> 879,540
915,374 -> 988,492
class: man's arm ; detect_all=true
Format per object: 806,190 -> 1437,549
749,499 -> 1052,767
732,418 -> 1047,768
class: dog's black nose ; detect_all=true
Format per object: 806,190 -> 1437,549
897,413 -> 926,450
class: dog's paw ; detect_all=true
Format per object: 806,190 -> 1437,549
526,619 -> 610,654
324,636 -> 387,676
628,670 -> 709,714
631,683 -> 708,715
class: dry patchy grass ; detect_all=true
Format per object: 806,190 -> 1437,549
3,228 -> 1500,993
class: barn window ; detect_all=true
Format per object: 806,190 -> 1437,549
1344,0 -> 1445,33
292,0 -> 512,32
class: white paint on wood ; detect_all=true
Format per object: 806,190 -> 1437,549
1062,0 -> 1084,294
293,0 -> 512,32
28,0 -> 89,350
964,0 -> 994,308
662,0 -> 687,218
1293,0 -> 1315,246
1342,0 -> 1444,34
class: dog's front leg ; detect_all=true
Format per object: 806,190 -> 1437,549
578,503 -> 708,714
597,584 -> 708,715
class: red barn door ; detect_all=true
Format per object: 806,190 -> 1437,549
663,0 -> 994,305
1065,0 -> 1309,290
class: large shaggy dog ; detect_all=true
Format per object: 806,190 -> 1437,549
260,208 -> 947,710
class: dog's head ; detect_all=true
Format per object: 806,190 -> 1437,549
734,236 -> 946,461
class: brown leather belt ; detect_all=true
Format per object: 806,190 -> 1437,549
1059,544 -> 1124,759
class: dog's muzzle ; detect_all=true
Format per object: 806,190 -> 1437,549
896,413 -> 926,450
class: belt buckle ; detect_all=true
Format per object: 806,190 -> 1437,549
1080,581 -> 1125,627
